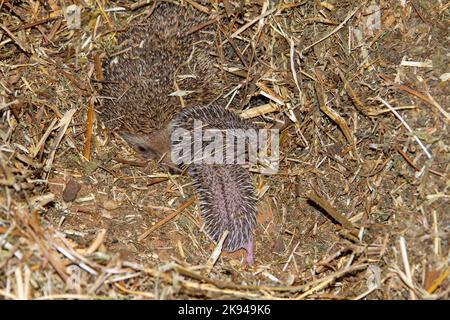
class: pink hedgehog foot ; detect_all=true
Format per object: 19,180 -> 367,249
245,239 -> 254,265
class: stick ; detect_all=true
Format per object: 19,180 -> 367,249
138,197 -> 195,241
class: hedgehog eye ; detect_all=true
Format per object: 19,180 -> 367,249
138,145 -> 157,158
138,145 -> 148,152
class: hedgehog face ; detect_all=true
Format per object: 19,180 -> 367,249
120,128 -> 180,173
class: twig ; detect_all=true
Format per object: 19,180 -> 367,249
77,229 -> 107,256
307,190 -> 359,236
301,2 -> 365,54
377,97 -> 432,159
231,7 -> 277,38
206,231 -> 229,273
427,268 -> 449,294
138,197 -> 195,241
379,74 -> 450,121
399,237 -> 416,300
0,24 -> 31,53
83,97 -> 95,161
315,82 -> 355,147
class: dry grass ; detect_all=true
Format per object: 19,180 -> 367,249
0,0 -> 448,299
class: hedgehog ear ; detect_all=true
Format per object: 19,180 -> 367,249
120,132 -> 158,160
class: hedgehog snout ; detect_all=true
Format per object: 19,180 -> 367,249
120,128 -> 180,173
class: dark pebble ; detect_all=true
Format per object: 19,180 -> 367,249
62,179 -> 81,202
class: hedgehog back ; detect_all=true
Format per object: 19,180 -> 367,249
191,164 -> 257,252
100,3 -> 218,134
171,104 -> 258,253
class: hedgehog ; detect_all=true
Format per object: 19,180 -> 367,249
171,104 -> 258,264
100,2 -> 224,152
100,2 -> 259,264
170,104 -> 259,167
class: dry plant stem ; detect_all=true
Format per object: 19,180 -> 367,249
125,262 -> 368,296
231,7 -> 277,38
0,24 -> 31,53
83,97 -> 95,160
31,119 -> 57,158
43,109 -> 76,176
217,23 -> 248,68
10,15 -> 62,32
338,69 -> 368,116
390,266 -> 429,299
379,74 -> 450,121
0,289 -> 18,300
315,82 -> 355,148
187,14 -> 224,35
307,190 -> 359,237
377,97 -> 432,160
396,147 -> 420,171
367,105 -> 416,116
301,2 -> 366,54
114,283 -> 155,299
427,268 -> 449,294
126,0 -> 156,11
290,38 -> 302,97
138,197 -> 196,241
61,70 -> 88,92
296,278 -> 334,299
206,230 -> 229,273
239,103 -> 278,119
399,237 -> 416,300
26,222 -> 69,282
77,229 -> 107,255
95,0 -> 113,30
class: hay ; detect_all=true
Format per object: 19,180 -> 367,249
0,0 -> 448,299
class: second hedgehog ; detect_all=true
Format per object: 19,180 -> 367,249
172,104 -> 258,264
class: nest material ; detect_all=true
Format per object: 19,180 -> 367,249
0,0 -> 448,300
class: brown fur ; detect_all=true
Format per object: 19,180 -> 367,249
100,3 -> 221,134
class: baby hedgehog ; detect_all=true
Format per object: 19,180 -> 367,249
100,2 -> 258,264
171,105 -> 258,264
190,164 -> 256,264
